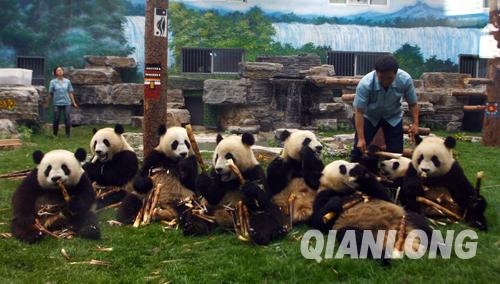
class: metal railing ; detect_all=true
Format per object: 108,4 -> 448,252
17,56 -> 45,85
327,51 -> 390,76
181,48 -> 244,74
459,54 -> 488,78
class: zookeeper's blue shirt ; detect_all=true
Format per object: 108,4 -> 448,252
353,69 -> 417,127
49,78 -> 74,106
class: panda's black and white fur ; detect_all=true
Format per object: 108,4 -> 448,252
11,149 -> 100,243
117,125 -> 198,224
310,160 -> 432,261
83,124 -> 138,209
177,133 -> 287,245
400,135 -> 487,230
267,130 -> 324,224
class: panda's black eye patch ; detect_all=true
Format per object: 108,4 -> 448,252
61,164 -> 70,175
171,141 -> 179,150
44,165 -> 52,177
392,162 -> 400,170
103,139 -> 110,147
431,155 -> 441,167
93,141 -> 97,149
215,154 -> 219,163
339,165 -> 347,175
302,138 -> 312,147
417,154 -> 424,165
225,153 -> 233,160
185,140 -> 191,149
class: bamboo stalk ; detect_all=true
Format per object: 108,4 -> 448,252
464,105 -> 487,111
287,193 -> 297,229
0,169 -> 31,179
322,197 -> 364,223
57,180 -> 70,202
34,218 -> 61,239
185,124 -> 206,172
394,215 -> 407,254
416,196 -> 463,220
369,151 -> 403,159
133,198 -> 146,227
226,159 -> 245,185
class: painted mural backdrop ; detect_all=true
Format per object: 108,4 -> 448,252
0,0 -> 496,80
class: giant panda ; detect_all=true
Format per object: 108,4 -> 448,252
267,130 -> 324,226
117,125 -> 198,224
11,149 -> 100,243
310,160 -> 432,261
83,124 -> 138,209
400,135 -> 487,230
177,133 -> 287,245
379,156 -> 412,200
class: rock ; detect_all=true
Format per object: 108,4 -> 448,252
247,79 -> 274,105
0,119 -> 17,138
446,121 -> 462,132
227,125 -> 261,134
0,85 -> 39,122
122,132 -> 144,161
74,85 -> 112,105
71,105 -> 133,125
413,79 -> 423,89
319,103 -> 345,114
421,72 -> 470,89
256,54 -> 321,78
331,134 -> 355,144
239,62 -> 283,79
252,145 -> 282,161
168,76 -> 205,91
111,83 -> 143,105
130,116 -> 143,129
65,68 -> 121,85
84,56 -> 137,69
402,101 -> 435,115
167,89 -> 184,105
166,108 -> 190,127
462,136 -> 482,143
315,119 -> 338,131
242,118 -> 259,126
203,79 -> 249,105
300,64 -> 336,77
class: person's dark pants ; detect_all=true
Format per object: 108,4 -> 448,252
350,118 -> 403,162
53,105 -> 72,137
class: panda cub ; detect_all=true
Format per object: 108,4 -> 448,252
379,156 -> 412,200
267,130 -> 324,225
83,124 -> 138,209
11,149 -> 100,243
400,135 -> 487,230
310,160 -> 432,260
117,125 -> 198,224
178,133 -> 287,245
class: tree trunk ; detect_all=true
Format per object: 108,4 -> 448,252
143,0 -> 168,156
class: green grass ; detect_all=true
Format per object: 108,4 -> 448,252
0,126 -> 499,283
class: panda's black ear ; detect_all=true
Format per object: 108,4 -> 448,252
415,134 -> 423,145
114,124 -> 124,135
444,136 -> 456,149
32,150 -> 44,165
242,133 -> 255,146
157,124 -> 167,136
74,148 -> 87,162
92,128 -> 98,134
216,134 -> 224,145
279,130 -> 291,142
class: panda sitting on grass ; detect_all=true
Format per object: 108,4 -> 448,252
400,135 -> 488,230
11,149 -> 100,243
177,133 -> 287,245
83,124 -> 138,209
267,130 -> 324,226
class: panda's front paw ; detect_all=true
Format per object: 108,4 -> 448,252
133,176 -> 154,194
196,173 -> 213,195
83,163 -> 100,180
78,224 -> 101,240
268,157 -> 285,173
465,196 -> 488,231
68,197 -> 85,214
11,218 -> 43,244
323,198 -> 343,217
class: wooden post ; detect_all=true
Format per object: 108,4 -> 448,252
144,0 -> 169,156
483,0 -> 500,147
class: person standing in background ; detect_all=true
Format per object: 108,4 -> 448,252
45,66 -> 78,137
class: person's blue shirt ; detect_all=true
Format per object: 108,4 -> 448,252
353,69 -> 417,127
49,78 -> 73,106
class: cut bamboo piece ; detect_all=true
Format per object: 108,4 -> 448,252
57,180 -> 70,202
287,193 -> 297,229
226,159 -> 245,185
416,196 -> 463,220
341,93 -> 356,102
185,124 -> 205,172
322,197 -> 364,223
403,125 -> 431,136
463,105 -> 486,111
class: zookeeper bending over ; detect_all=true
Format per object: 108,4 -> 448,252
351,55 -> 419,162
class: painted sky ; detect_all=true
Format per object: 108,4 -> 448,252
128,0 -> 487,17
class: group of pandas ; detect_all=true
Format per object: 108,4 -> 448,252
11,124 -> 488,259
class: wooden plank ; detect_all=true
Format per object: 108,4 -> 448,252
465,78 -> 494,86
451,90 -> 487,97
341,93 -> 356,101
0,138 -> 21,150
463,105 -> 486,111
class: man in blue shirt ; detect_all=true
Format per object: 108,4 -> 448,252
351,55 -> 419,162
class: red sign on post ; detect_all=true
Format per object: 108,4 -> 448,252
144,63 -> 161,100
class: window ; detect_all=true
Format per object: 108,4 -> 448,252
370,0 -> 387,5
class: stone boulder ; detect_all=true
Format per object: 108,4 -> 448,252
130,116 -> 143,129
318,103 -> 345,114
0,85 -> 39,122
315,118 -> 338,131
446,121 -> 462,132
227,125 -> 261,134
239,62 -> 283,79
111,83 -> 143,105
257,54 -> 321,78
166,108 -> 191,127
402,101 -> 435,115
0,119 -> 18,138
274,128 -> 298,140
168,89 -> 185,105
300,64 -> 336,77
71,105 -> 133,125
421,72 -> 470,89
203,79 -> 249,105
65,68 -> 121,85
84,56 -> 137,69
74,85 -> 112,105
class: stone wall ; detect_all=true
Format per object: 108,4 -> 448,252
0,85 -> 40,122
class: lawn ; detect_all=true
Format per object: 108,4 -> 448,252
0,125 -> 499,283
